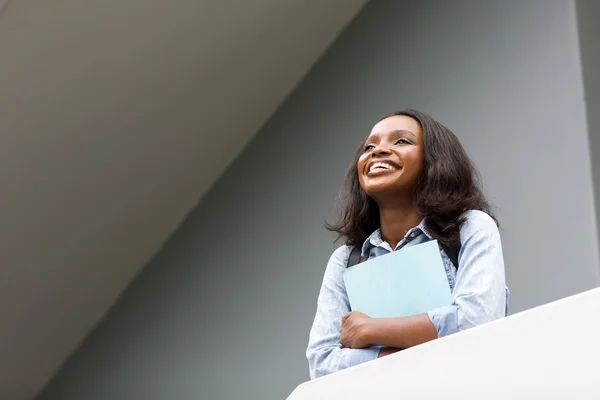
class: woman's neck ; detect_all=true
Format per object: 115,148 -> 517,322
378,200 -> 422,250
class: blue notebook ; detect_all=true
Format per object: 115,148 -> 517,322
342,240 -> 452,318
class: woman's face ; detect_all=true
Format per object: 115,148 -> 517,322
357,115 -> 424,200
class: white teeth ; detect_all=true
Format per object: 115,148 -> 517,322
369,162 -> 396,172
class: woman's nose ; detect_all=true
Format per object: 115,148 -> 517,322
372,144 -> 392,156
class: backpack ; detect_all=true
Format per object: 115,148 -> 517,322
346,242 -> 461,269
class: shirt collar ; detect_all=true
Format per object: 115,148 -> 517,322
360,218 -> 432,256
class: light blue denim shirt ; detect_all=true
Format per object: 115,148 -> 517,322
306,210 -> 508,380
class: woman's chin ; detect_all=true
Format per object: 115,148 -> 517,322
364,183 -> 403,198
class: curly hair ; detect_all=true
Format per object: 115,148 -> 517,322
326,109 -> 497,248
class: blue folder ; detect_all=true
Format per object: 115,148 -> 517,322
342,240 -> 452,318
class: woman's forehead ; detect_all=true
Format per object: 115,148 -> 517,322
368,115 -> 422,138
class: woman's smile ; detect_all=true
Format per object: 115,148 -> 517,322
366,160 -> 401,177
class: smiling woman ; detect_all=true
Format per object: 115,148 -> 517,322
306,109 -> 508,379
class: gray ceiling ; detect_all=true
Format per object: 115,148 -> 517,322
0,0 -> 366,398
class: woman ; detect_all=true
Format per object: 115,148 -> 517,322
306,109 -> 508,379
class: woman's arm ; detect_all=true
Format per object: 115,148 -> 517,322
428,210 -> 507,336
340,310 -> 436,349
306,246 -> 381,379
368,313 -> 438,348
377,347 -> 402,358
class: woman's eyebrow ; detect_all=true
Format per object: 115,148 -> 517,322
367,129 -> 417,142
388,129 -> 417,139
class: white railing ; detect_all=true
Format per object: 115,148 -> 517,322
288,288 -> 600,399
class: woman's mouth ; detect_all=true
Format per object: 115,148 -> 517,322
367,162 -> 399,176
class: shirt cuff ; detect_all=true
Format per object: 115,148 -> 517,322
428,305 -> 459,338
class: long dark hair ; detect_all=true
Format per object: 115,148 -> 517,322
326,109 -> 496,248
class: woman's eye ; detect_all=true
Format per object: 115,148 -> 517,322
395,138 -> 411,145
364,143 -> 376,151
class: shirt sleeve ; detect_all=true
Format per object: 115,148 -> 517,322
427,210 -> 508,337
306,245 -> 381,379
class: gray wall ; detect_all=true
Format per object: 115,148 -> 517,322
37,1 -> 600,399
577,0 -> 600,247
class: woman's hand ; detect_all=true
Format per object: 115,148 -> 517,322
340,310 -> 373,349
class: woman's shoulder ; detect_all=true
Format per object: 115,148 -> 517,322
459,210 -> 500,241
329,244 -> 353,265
462,209 -> 497,226
321,245 -> 353,281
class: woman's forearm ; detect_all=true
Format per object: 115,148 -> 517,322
366,313 -> 438,349
377,347 -> 401,358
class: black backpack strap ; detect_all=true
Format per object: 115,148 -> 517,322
346,246 -> 367,268
441,242 -> 461,270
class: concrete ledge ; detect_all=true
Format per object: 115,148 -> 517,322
288,288 -> 600,399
